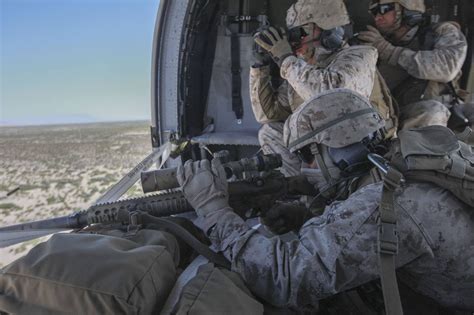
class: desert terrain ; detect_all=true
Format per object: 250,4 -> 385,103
0,121 -> 152,267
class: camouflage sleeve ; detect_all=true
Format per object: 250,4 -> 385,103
280,46 -> 378,101
206,183 -> 433,309
397,23 -> 468,83
249,66 -> 292,124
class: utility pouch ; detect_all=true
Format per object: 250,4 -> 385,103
391,125 -> 474,206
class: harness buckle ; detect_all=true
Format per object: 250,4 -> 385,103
378,219 -> 399,255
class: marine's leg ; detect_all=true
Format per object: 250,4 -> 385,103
399,100 -> 451,130
258,122 -> 301,177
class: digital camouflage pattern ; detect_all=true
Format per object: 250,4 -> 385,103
285,0 -> 350,30
280,46 -> 378,102
282,89 -> 385,152
376,21 -> 468,129
250,45 -> 383,175
250,46 -> 379,124
396,23 -> 467,85
249,66 -> 297,124
199,182 -> 474,310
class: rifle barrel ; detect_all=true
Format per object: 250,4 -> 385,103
0,213 -> 86,232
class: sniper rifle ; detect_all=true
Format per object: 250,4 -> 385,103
0,154 -> 316,249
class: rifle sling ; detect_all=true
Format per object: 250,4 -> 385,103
137,213 -> 231,270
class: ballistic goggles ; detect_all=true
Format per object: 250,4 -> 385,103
369,3 -> 396,16
288,24 -> 314,48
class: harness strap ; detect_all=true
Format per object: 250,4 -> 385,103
230,32 -> 243,123
378,167 -> 404,315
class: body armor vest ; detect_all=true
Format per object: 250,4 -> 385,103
378,23 -> 460,107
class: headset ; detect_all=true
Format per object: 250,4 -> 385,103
403,9 -> 425,27
320,26 -> 346,51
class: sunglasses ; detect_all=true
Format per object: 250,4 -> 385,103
369,3 -> 396,16
295,145 -> 315,165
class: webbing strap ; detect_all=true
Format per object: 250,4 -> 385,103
134,212 -> 231,269
378,167 -> 404,315
230,32 -> 243,122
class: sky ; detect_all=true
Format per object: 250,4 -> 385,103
0,0 -> 161,125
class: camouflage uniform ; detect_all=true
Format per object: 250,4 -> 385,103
202,181 -> 474,310
179,90 -> 474,311
249,0 -> 394,177
365,1 -> 468,129
250,46 -> 379,176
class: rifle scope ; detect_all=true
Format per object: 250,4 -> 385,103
140,154 -> 282,193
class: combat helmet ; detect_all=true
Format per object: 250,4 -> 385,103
284,89 -> 385,152
283,89 -> 385,198
378,0 -> 426,13
286,0 -> 350,30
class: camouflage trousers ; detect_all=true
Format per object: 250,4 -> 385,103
258,122 -> 301,177
399,99 -> 451,130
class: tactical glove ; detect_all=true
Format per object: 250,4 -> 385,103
254,26 -> 294,66
260,201 -> 311,235
358,25 -> 404,66
177,159 -> 229,217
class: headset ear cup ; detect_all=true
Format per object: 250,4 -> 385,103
321,27 -> 345,51
403,9 -> 425,27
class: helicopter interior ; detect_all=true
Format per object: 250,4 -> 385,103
150,0 -> 474,165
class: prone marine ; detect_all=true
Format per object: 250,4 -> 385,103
178,89 -> 474,313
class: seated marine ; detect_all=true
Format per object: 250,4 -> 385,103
359,0 -> 469,130
250,0 -> 397,177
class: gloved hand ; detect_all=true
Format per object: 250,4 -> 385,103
177,159 -> 229,217
260,201 -> 310,235
254,26 -> 294,66
358,25 -> 403,66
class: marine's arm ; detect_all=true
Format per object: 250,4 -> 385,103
179,161 -> 433,309
280,46 -> 378,101
250,65 -> 292,124
206,183 -> 433,308
397,23 -> 468,83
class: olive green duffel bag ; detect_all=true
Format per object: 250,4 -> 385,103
0,229 -> 180,314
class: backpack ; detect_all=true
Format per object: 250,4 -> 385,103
374,125 -> 474,315
389,125 -> 474,207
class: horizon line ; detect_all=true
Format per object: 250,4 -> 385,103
0,119 -> 150,128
